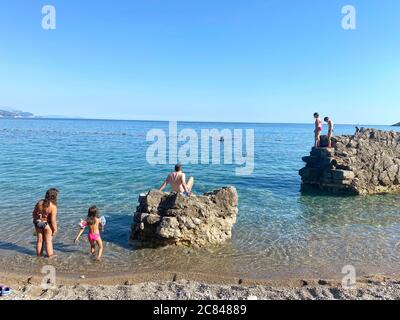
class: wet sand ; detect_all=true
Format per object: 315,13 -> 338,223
2,271 -> 400,300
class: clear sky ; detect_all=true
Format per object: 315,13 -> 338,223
0,0 -> 399,124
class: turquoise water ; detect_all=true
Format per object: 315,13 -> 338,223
1,119 -> 400,280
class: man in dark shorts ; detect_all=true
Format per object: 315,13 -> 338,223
324,116 -> 334,148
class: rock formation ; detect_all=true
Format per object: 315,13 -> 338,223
299,128 -> 400,195
130,187 -> 238,246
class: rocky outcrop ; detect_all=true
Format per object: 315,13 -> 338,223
393,122 -> 400,127
299,128 -> 400,195
130,187 -> 238,247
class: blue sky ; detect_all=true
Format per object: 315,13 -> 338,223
0,0 -> 399,124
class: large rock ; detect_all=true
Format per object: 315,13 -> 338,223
299,128 -> 400,195
130,187 -> 238,246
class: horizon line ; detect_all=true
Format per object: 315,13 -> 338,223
0,116 -> 395,127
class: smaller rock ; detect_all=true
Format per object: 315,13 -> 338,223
301,280 -> 308,287
147,214 -> 161,224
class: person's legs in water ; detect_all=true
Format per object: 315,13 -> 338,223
186,176 -> 194,192
89,239 -> 96,255
35,228 -> 44,256
43,226 -> 55,258
96,238 -> 103,261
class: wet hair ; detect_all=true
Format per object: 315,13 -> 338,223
42,188 -> 59,209
314,112 -> 319,118
175,164 -> 182,172
324,117 -> 330,122
87,206 -> 100,226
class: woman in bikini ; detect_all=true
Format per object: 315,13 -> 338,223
32,188 -> 59,258
313,112 -> 323,148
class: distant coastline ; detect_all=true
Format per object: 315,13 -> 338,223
0,108 -> 397,126
0,108 -> 84,120
0,108 -> 34,119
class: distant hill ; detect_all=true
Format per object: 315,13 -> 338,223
393,122 -> 400,126
0,107 -> 34,118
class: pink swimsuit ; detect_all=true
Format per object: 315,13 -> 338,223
88,233 -> 100,242
317,119 -> 323,131
79,220 -> 100,242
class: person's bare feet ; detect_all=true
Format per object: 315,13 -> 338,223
47,254 -> 58,259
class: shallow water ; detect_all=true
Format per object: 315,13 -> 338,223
1,119 -> 400,280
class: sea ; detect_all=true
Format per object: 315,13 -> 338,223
1,118 -> 400,280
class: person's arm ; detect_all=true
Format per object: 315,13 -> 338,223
159,175 -> 169,191
50,206 -> 58,235
75,219 -> 87,242
74,228 -> 85,243
181,173 -> 191,195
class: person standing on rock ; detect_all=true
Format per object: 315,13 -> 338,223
159,164 -> 194,196
324,116 -> 334,148
314,112 -> 323,148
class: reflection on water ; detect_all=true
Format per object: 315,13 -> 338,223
1,119 -> 400,279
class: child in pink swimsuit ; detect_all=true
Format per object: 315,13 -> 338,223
74,206 -> 104,261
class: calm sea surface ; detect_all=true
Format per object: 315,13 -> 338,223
1,119 -> 400,280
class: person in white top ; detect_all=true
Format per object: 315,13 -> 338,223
159,164 -> 194,196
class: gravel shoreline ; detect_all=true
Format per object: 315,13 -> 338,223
2,272 -> 400,300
